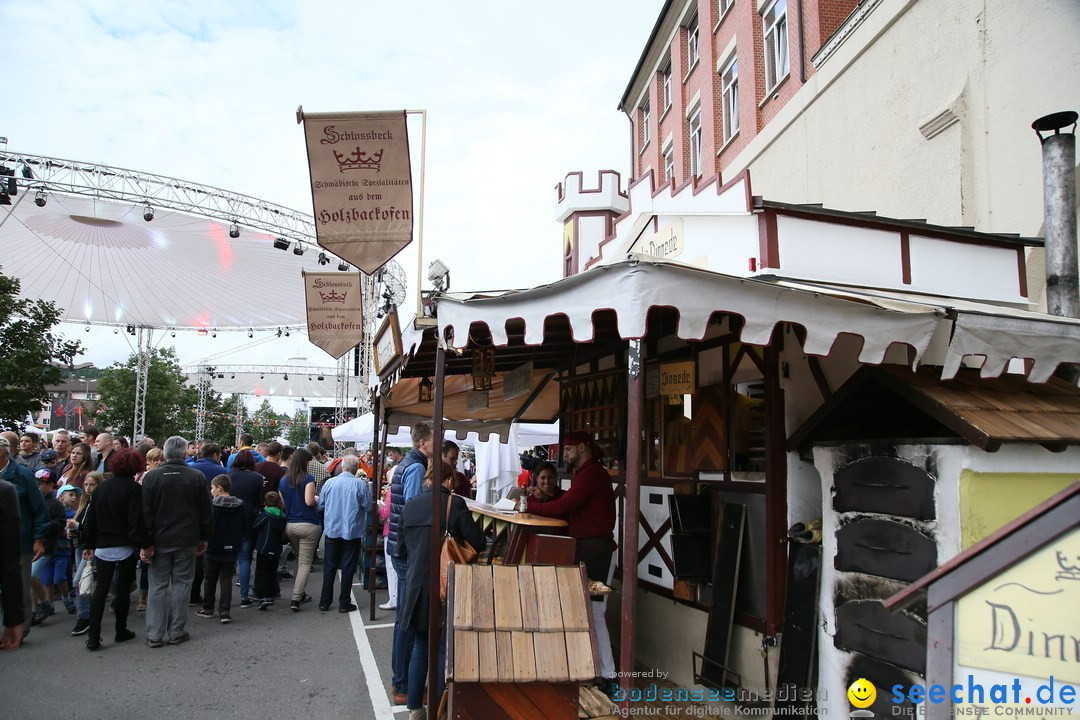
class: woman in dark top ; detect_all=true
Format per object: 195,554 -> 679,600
401,460 -> 485,713
228,449 -> 264,606
80,449 -> 147,650
278,448 -> 320,611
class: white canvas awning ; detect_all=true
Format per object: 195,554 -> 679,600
432,259 -> 1080,384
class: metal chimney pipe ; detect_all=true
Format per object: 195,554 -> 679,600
1033,111 -> 1079,318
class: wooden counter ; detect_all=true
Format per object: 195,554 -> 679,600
465,499 -> 572,565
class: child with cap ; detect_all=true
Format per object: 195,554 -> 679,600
30,468 -> 67,623
54,483 -> 81,613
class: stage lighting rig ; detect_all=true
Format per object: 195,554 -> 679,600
34,190 -> 46,207
229,221 -> 240,239
273,237 -> 290,251
143,203 -> 154,222
318,252 -> 330,266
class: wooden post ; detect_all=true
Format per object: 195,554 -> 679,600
428,342 -> 447,719
620,338 -> 644,712
369,397 -> 383,622
763,333 -> 788,636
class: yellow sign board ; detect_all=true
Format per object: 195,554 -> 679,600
957,526 -> 1080,684
659,361 -> 695,395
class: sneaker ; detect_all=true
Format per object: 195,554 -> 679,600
219,612 -> 231,624
137,600 -> 147,613
71,618 -> 90,636
378,601 -> 397,610
258,599 -> 272,611
146,637 -> 164,649
300,593 -> 313,604
339,603 -> 358,613
31,604 -> 49,626
318,604 -> 331,612
278,570 -> 294,579
290,600 -> 300,612
167,632 -> 191,645
195,608 -> 215,619
239,597 -> 255,609
86,636 -> 101,651
115,629 -> 136,643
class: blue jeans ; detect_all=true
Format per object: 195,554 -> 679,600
390,554 -> 413,694
408,629 -> 446,710
319,537 -> 360,610
237,533 -> 255,599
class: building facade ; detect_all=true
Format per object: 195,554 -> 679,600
619,0 -> 1080,309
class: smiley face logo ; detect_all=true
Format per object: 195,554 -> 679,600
848,678 -> 876,708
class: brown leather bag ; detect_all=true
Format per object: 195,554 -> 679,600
439,495 -> 477,604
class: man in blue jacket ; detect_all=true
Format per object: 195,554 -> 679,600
0,435 -> 49,644
386,422 -> 433,706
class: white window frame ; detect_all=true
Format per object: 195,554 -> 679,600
721,56 -> 739,143
663,145 -> 674,184
686,15 -> 700,71
688,107 -> 703,178
662,66 -> 672,112
763,0 -> 789,92
719,0 -> 734,18
642,101 -> 651,147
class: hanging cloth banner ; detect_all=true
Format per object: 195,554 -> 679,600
303,270 -> 364,359
298,108 -> 413,274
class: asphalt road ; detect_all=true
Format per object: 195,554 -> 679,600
0,563 -> 401,720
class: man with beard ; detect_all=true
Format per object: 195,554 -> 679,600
523,431 -> 617,693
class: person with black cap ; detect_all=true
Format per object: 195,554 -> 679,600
524,430 -> 617,693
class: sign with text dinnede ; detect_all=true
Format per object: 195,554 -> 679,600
956,526 -> 1080,684
299,108 -> 413,274
303,271 -> 364,359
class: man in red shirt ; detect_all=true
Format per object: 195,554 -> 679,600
524,431 -> 616,687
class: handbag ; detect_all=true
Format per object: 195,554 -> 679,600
439,495 -> 477,604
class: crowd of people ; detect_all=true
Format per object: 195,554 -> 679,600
0,421 -> 616,718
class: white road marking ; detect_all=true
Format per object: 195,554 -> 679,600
349,601 -> 396,720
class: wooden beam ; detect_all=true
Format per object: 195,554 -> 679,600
620,338 -> 644,715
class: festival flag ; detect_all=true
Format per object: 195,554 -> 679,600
298,108 -> 413,274
303,270 -> 364,359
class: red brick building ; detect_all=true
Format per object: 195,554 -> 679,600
620,0 -> 858,188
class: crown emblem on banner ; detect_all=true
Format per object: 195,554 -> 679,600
1056,550 -> 1080,581
319,290 -> 348,303
334,147 -> 383,173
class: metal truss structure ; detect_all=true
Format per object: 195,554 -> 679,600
132,327 -> 153,442
0,150 -> 321,246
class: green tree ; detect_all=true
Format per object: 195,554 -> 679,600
96,347 -> 197,441
0,269 -> 82,429
250,398 -> 286,445
285,409 -> 309,449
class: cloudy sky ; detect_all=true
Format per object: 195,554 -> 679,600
3,0 -> 662,400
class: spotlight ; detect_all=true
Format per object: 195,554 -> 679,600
126,324 -> 136,336
317,375 -> 324,381
283,374 -> 289,381
229,221 -> 240,239
428,259 -> 450,291
34,190 -> 46,207
248,329 -> 253,338
318,252 -> 330,266
211,330 -> 217,338
260,374 -> 264,380
338,262 -> 349,272
143,203 -> 154,222
197,329 -> 208,337
85,324 -> 90,333
171,330 -> 176,338
231,374 -> 235,379
273,237 -> 290,251
114,328 -> 119,334
284,329 -> 291,337
276,328 -> 282,338
293,244 -> 305,256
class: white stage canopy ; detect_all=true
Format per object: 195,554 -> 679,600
0,151 -> 351,332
